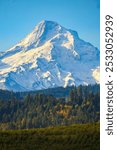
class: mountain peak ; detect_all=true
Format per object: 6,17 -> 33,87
15,20 -> 64,50
37,19 -> 58,25
6,20 -> 79,53
35,20 -> 60,32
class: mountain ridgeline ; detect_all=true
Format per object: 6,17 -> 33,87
0,84 -> 100,130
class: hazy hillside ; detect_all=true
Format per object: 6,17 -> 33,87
0,84 -> 100,100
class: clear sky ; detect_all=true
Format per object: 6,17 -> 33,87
0,0 -> 100,51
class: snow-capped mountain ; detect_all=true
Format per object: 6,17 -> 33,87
0,20 -> 100,91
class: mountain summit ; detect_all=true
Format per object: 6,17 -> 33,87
0,20 -> 99,91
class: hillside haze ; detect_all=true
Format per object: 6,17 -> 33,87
0,20 -> 100,91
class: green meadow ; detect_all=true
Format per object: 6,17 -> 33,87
0,123 -> 99,150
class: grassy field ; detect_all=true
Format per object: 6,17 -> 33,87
0,123 -> 100,150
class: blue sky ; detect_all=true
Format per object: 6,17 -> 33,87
0,0 -> 100,51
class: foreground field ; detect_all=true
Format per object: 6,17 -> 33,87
0,123 -> 99,150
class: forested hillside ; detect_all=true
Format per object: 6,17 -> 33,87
0,84 -> 100,130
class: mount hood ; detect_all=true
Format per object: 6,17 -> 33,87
0,20 -> 100,91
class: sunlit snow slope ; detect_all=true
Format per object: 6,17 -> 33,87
0,20 -> 100,91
